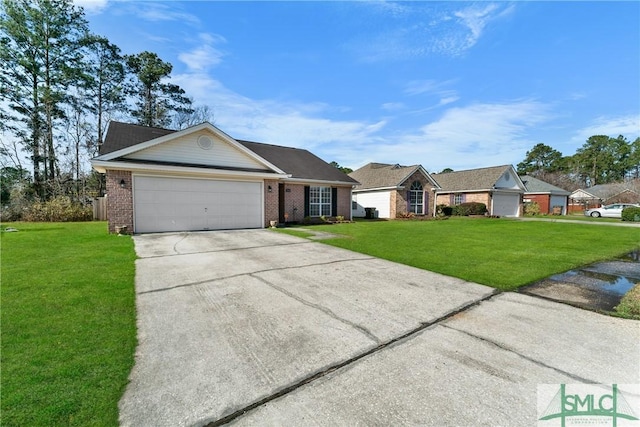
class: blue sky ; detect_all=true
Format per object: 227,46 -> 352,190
77,0 -> 639,172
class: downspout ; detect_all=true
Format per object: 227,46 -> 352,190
489,190 -> 494,216
432,189 -> 438,217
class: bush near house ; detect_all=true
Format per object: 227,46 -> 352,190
523,201 -> 541,216
437,203 -> 488,217
2,196 -> 93,222
621,207 -> 640,222
436,204 -> 453,216
452,202 -> 488,216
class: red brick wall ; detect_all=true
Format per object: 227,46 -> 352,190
277,184 -> 352,222
281,184 -> 305,223
526,194 -> 550,214
105,170 -> 133,234
264,179 -> 279,227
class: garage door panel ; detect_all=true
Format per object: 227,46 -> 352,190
134,176 -> 262,233
493,193 -> 520,217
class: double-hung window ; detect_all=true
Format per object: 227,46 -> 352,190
309,186 -> 332,216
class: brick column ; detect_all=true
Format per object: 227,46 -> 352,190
105,170 -> 133,234
264,179 -> 279,227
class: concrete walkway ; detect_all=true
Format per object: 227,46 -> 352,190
120,230 -> 640,427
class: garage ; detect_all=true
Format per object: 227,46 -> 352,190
492,193 -> 521,217
134,176 -> 263,233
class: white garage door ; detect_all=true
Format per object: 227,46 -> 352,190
134,176 -> 262,233
492,193 -> 520,217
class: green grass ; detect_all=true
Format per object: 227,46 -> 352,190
547,214 -> 623,222
1,222 -> 137,427
615,283 -> 640,320
283,218 -> 640,291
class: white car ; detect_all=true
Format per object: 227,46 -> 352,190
584,203 -> 640,218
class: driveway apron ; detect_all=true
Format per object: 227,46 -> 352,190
120,230 -> 640,427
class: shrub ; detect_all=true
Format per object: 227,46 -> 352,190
452,202 -> 487,216
621,207 -> 640,222
22,196 -> 92,222
523,201 -> 541,216
436,204 -> 453,216
396,211 -> 416,219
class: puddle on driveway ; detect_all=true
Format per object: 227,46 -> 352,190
520,250 -> 640,312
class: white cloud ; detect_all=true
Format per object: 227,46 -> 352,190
454,3 -> 501,49
132,2 -> 200,25
171,72 -> 387,153
403,79 -> 459,109
381,102 -> 405,112
178,34 -> 226,72
334,100 -> 552,171
571,114 -> 640,144
73,0 -> 108,14
349,2 -> 515,61
172,61 -> 552,171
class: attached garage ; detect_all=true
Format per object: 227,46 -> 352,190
492,192 -> 521,217
91,121 -> 358,234
134,176 -> 262,233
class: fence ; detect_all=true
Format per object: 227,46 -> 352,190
93,196 -> 107,221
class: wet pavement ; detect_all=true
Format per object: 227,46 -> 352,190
520,251 -> 640,312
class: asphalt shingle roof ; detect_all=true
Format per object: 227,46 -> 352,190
238,140 -> 358,183
520,175 -> 570,195
100,121 -> 176,155
580,181 -> 640,199
97,121 -> 357,184
348,163 -> 426,190
432,165 -> 512,192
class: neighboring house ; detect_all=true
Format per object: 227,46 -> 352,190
569,180 -> 640,213
520,175 -> 570,215
433,165 -> 525,217
348,163 -> 440,218
91,121 -> 358,233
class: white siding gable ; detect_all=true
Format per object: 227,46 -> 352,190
570,189 -> 597,199
495,169 -> 523,190
124,130 -> 266,170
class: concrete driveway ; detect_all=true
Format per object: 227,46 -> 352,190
120,230 -> 640,427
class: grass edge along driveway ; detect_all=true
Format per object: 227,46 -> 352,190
1,222 -> 137,427
281,218 -> 640,291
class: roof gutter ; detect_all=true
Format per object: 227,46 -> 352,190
90,160 -> 290,180
284,177 -> 359,186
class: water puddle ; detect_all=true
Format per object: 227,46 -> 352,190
521,250 -> 640,313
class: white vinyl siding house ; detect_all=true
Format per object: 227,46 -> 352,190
349,163 -> 439,219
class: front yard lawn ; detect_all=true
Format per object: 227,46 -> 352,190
1,222 -> 137,427
286,218 -> 640,291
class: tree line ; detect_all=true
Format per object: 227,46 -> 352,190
0,0 -> 211,207
516,135 -> 640,190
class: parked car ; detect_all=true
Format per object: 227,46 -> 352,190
584,203 -> 640,218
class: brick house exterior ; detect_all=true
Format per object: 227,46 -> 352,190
520,175 -> 570,215
433,165 -> 525,217
349,163 -> 440,218
92,122 -> 357,233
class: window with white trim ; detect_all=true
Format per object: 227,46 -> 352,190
409,181 -> 424,214
310,186 -> 331,216
454,193 -> 464,205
